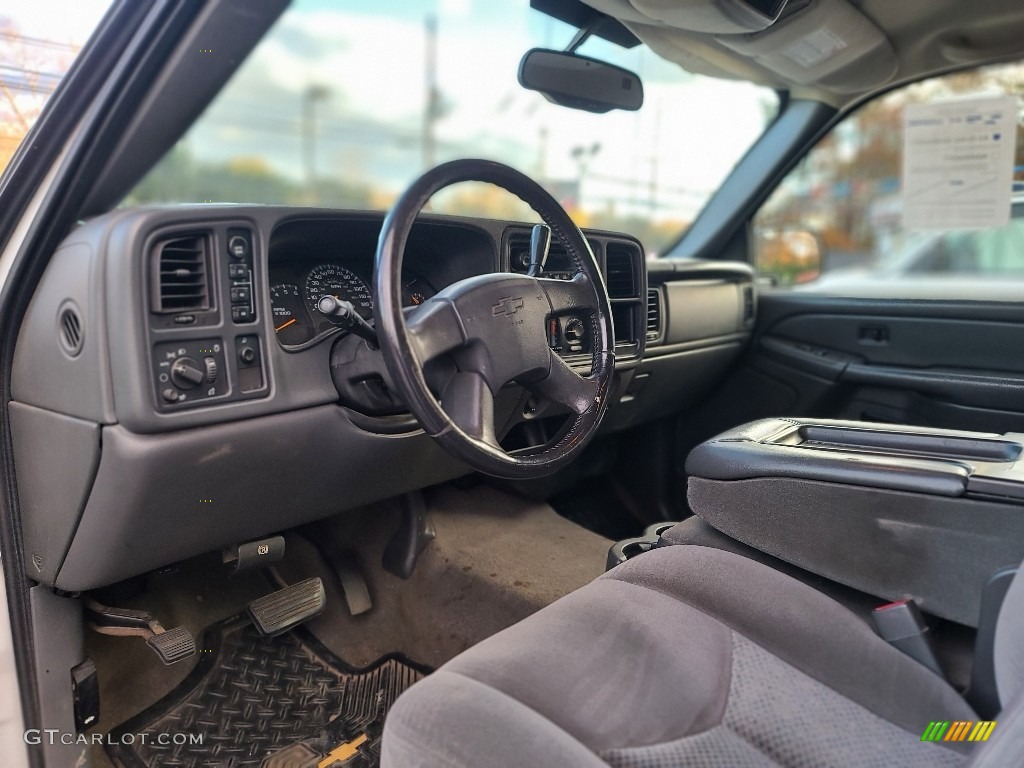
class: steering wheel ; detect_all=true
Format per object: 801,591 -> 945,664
373,159 -> 614,479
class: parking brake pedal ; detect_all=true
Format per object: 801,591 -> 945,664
85,599 -> 196,665
248,577 -> 325,637
147,626 -> 197,665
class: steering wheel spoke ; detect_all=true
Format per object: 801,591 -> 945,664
405,298 -> 466,364
538,273 -> 597,316
527,349 -> 599,415
441,371 -> 498,448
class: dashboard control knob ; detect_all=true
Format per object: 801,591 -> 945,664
563,318 -> 584,342
170,357 -> 204,389
204,357 -> 218,383
239,346 -> 256,364
161,388 -> 179,403
228,235 -> 249,260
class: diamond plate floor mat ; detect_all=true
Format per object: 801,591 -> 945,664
106,615 -> 429,768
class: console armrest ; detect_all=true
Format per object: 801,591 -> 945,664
686,417 -> 1023,497
684,418 -> 1024,626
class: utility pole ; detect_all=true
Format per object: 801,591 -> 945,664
422,14 -> 439,171
648,98 -> 663,216
537,125 -> 548,180
302,84 -> 330,204
571,143 -> 601,210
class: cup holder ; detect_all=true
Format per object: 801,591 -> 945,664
605,521 -> 679,570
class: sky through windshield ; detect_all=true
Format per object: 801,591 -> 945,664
127,0 -> 777,255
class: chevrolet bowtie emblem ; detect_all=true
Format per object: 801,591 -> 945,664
492,296 -> 525,317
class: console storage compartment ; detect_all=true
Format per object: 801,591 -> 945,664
685,418 -> 1024,626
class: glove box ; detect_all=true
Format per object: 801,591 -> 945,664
685,418 -> 1024,626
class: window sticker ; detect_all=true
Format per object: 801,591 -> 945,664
902,95 -> 1018,230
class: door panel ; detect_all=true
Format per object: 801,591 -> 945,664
674,292 -> 1024,485
740,292 -> 1024,432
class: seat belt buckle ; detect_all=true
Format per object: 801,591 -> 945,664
871,599 -> 945,677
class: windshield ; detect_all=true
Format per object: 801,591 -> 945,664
126,0 -> 777,256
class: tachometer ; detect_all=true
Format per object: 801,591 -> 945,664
270,284 -> 313,346
305,264 -> 373,325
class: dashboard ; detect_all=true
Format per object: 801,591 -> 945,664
9,205 -> 755,593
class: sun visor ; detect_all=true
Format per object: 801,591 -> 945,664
714,0 -> 897,91
626,0 -> 790,34
627,24 -> 770,81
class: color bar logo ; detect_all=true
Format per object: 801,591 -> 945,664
921,721 -> 997,742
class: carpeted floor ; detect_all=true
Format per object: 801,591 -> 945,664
88,482 -> 610,766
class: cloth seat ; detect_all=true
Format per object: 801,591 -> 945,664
382,544 -> 1024,767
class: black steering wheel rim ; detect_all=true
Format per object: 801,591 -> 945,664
374,159 -> 615,479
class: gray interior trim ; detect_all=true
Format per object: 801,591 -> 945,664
29,588 -> 84,768
968,689 -> 1024,768
685,418 -> 983,497
12,241 -> 114,424
9,403 -> 100,585
758,293 -> 1024,335
688,476 -> 1024,626
54,405 -> 468,591
994,568 -> 1024,706
601,342 -> 745,432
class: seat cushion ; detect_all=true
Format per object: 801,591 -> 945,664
383,545 -> 978,767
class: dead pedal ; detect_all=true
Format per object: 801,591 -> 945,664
248,577 -> 325,637
146,626 -> 197,665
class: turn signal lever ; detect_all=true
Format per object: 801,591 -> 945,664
318,295 -> 378,346
527,224 -> 551,277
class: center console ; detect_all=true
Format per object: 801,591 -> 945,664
685,418 -> 1024,627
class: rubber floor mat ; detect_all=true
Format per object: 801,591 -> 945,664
106,616 -> 428,768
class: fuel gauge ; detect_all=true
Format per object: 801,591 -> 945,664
402,275 -> 435,307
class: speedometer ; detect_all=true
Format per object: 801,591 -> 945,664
305,264 -> 373,325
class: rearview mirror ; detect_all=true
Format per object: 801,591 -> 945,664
518,49 -> 643,114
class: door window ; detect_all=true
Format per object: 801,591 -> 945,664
1,2 -> 111,175
754,60 -> 1024,296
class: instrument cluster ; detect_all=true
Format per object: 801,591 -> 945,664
269,261 -> 434,350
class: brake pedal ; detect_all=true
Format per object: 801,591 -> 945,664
248,577 -> 325,637
85,599 -> 197,665
146,626 -> 197,665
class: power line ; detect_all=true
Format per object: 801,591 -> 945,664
0,30 -> 79,52
0,79 -> 54,96
0,64 -> 65,82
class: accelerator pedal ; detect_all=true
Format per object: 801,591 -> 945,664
248,577 -> 325,637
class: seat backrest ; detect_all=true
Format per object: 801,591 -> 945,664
995,565 -> 1024,707
969,566 -> 1024,765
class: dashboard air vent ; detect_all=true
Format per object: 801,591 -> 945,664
742,284 -> 755,323
604,244 -> 637,298
506,229 -> 580,275
152,234 -> 211,313
58,303 -> 84,356
646,289 -> 662,341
